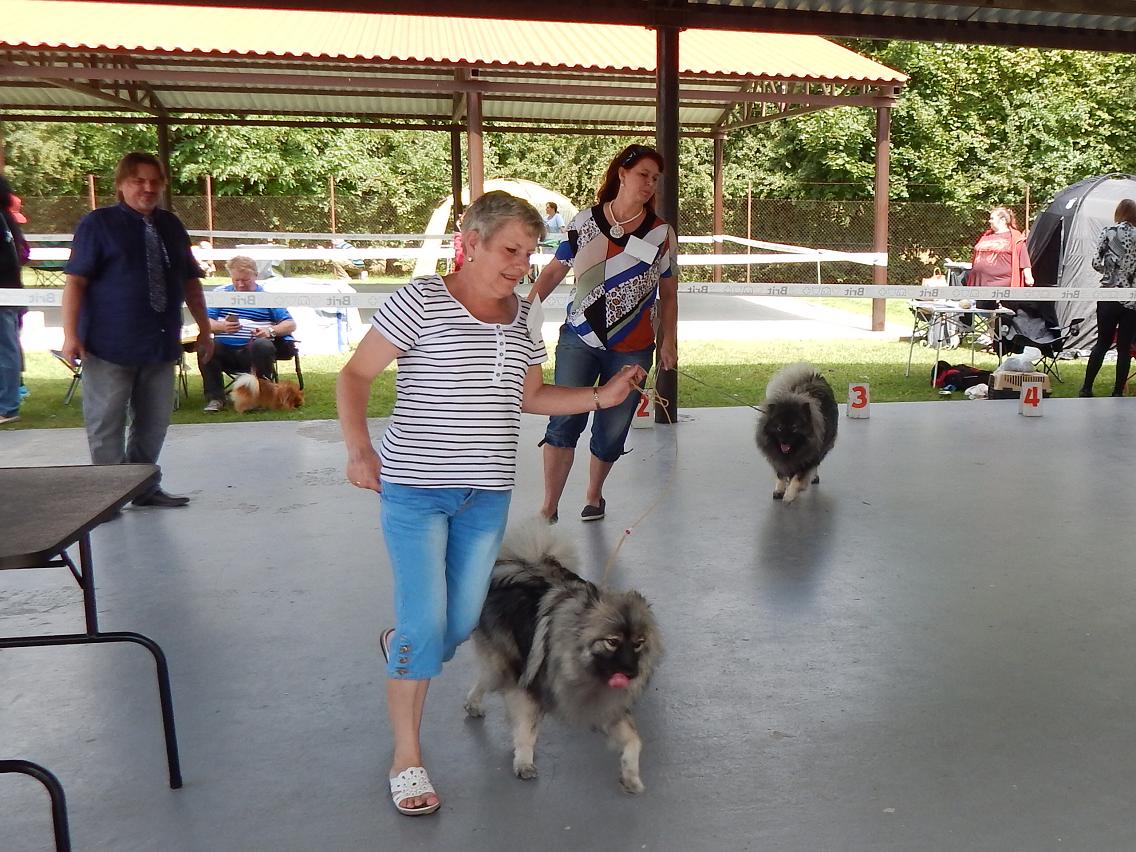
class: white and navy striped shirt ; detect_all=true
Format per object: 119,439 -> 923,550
372,275 -> 547,490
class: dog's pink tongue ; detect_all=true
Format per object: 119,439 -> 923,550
608,672 -> 631,689
780,442 -> 792,454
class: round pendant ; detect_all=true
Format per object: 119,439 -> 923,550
610,223 -> 624,239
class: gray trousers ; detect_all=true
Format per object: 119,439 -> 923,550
81,352 -> 176,494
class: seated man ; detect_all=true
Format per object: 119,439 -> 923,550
329,238 -> 366,279
199,255 -> 297,412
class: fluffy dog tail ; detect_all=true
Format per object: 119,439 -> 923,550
497,516 -> 578,573
231,373 -> 260,413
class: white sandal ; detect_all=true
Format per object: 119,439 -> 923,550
389,766 -> 440,816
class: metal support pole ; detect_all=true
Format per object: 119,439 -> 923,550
329,176 -> 337,235
712,134 -> 724,284
746,183 -> 752,284
467,90 -> 484,203
156,119 -> 173,211
871,102 -> 892,332
86,174 -> 97,211
655,25 -> 680,424
450,127 -> 465,219
204,174 -> 214,235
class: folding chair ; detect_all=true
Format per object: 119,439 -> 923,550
998,316 -> 1084,382
222,339 -> 304,389
268,340 -> 304,389
50,350 -> 82,405
1033,317 -> 1085,382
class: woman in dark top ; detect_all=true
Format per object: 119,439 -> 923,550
1080,199 -> 1136,397
0,176 -> 28,424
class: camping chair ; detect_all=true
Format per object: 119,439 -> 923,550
221,339 -> 304,390
1000,316 -> 1084,382
270,340 -> 304,389
50,350 -> 82,405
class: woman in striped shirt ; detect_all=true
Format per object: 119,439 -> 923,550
528,144 -> 678,523
336,191 -> 645,817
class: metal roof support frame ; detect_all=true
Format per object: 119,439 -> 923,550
467,85 -> 484,204
655,23 -> 680,424
449,126 -> 464,220
157,116 -> 173,211
712,133 -> 724,285
871,100 -> 891,332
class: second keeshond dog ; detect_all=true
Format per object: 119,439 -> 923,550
464,519 -> 662,794
755,362 -> 839,503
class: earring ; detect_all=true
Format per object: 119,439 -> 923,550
467,254 -> 474,263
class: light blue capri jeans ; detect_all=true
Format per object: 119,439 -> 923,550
379,481 -> 512,680
543,324 -> 655,463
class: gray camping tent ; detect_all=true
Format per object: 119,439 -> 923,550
1026,173 -> 1136,349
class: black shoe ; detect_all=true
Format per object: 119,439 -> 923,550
1078,388 -> 1093,398
132,488 -> 190,508
581,498 -> 606,522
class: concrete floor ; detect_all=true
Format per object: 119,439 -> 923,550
2,400 -> 1135,852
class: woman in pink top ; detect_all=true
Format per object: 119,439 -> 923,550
969,206 -> 1034,288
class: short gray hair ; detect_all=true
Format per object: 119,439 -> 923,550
226,255 -> 258,278
461,190 -> 546,244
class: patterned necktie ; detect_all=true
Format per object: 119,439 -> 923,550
143,215 -> 168,313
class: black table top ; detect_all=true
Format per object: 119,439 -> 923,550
0,465 -> 159,570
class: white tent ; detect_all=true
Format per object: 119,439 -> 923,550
412,179 -> 578,279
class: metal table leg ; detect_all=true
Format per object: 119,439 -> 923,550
0,759 -> 72,852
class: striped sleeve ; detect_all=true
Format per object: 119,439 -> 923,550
371,281 -> 427,351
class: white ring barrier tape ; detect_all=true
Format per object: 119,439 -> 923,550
3,284 -> 1134,309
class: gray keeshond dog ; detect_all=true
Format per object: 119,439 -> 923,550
755,362 -> 839,503
464,519 -> 662,794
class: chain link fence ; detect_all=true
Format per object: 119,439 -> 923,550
20,194 -> 1022,285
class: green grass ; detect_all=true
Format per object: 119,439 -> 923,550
7,341 -> 1100,430
802,297 -> 914,327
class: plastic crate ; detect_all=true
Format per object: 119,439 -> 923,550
992,371 -> 1052,392
990,371 -> 1052,399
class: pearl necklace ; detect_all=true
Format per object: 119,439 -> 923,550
606,201 -> 643,239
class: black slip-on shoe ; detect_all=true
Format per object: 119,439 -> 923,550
132,489 -> 190,508
580,498 -> 606,522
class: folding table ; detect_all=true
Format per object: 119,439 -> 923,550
1,464 -> 184,851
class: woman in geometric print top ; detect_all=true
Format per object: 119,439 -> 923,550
528,144 -> 678,523
1080,198 -> 1136,398
336,190 -> 645,817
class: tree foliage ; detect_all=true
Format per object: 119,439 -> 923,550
4,42 -> 1136,224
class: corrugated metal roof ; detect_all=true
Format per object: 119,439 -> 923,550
163,0 -> 1130,53
1,0 -> 906,83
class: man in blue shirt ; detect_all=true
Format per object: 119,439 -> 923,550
62,152 -> 214,508
200,254 -> 297,412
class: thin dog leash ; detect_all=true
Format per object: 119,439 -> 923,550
599,365 -> 679,588
676,367 -> 765,413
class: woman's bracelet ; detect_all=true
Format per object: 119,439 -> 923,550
593,388 -> 602,410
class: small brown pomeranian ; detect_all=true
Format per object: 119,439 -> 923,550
230,373 -> 304,413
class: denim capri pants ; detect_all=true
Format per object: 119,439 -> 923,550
543,324 -> 655,463
379,482 -> 512,680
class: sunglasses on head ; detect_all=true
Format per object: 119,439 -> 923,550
621,145 -> 654,167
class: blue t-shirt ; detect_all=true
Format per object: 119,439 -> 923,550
65,202 -> 200,366
207,283 -> 295,347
